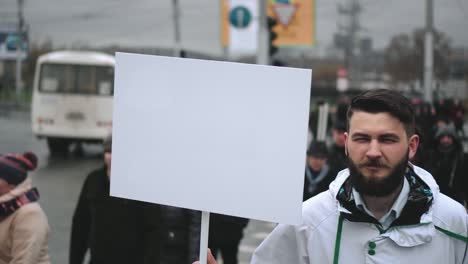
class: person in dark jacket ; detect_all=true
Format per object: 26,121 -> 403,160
208,213 -> 249,264
327,120 -> 347,175
426,124 -> 468,206
451,98 -> 466,139
69,136 -> 162,264
303,141 -> 334,201
159,206 -> 201,264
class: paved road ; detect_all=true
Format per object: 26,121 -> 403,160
0,111 -> 275,264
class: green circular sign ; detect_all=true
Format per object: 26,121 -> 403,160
229,6 -> 252,29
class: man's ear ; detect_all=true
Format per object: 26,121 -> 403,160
408,134 -> 420,160
344,132 -> 349,156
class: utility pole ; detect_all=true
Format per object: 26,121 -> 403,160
337,0 -> 362,85
172,0 -> 182,57
219,0 -> 229,60
16,0 -> 24,105
423,0 -> 434,103
257,0 -> 269,65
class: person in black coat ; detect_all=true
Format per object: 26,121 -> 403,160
327,120 -> 347,177
159,206 -> 201,264
69,136 -> 162,264
426,125 -> 468,206
303,141 -> 335,201
208,213 -> 249,264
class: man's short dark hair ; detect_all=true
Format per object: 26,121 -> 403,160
346,89 -> 416,136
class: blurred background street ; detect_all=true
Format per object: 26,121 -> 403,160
1,0 -> 468,263
2,109 -> 467,263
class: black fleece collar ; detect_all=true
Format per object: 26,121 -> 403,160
336,166 -> 433,229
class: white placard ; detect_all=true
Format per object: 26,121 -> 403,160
110,52 -> 311,225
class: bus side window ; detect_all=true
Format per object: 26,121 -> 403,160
96,66 -> 113,95
40,64 -> 64,93
63,65 -> 75,94
76,65 -> 94,94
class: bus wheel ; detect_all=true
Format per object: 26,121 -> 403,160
47,138 -> 70,156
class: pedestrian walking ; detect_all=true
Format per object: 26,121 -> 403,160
427,124 -> 468,206
451,99 -> 466,139
328,120 -> 347,175
69,136 -> 162,264
159,206 -> 201,264
303,140 -> 334,201
208,213 -> 249,264
0,152 -> 50,264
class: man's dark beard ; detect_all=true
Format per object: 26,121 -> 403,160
348,150 -> 408,197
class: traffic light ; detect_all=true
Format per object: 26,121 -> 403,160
272,59 -> 286,67
267,16 -> 278,57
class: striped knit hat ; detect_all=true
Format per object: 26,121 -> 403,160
0,152 -> 38,185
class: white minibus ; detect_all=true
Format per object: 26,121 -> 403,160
31,51 -> 114,154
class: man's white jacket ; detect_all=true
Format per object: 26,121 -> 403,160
252,165 -> 468,264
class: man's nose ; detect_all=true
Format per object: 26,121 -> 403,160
366,140 -> 382,159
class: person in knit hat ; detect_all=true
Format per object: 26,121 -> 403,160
0,152 -> 50,264
427,124 -> 468,206
303,140 -> 334,201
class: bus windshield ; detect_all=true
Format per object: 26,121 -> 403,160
39,63 -> 114,95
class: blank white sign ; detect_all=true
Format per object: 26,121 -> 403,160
110,52 -> 311,225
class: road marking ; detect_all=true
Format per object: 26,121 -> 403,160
252,231 -> 271,240
239,244 -> 258,253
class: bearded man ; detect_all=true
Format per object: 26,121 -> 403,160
195,89 -> 468,264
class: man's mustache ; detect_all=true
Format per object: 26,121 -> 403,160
360,159 -> 389,168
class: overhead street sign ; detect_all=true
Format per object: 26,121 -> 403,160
222,0 -> 259,54
267,0 -> 315,46
272,3 -> 297,28
0,24 -> 28,60
229,6 -> 252,29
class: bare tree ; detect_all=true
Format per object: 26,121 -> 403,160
384,28 -> 451,84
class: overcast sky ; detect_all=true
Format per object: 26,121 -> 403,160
1,0 -> 468,56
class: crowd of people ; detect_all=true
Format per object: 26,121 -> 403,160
305,95 -> 468,208
1,90 -> 467,264
410,97 -> 467,206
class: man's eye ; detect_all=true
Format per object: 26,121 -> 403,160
353,137 -> 368,142
381,138 -> 398,143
